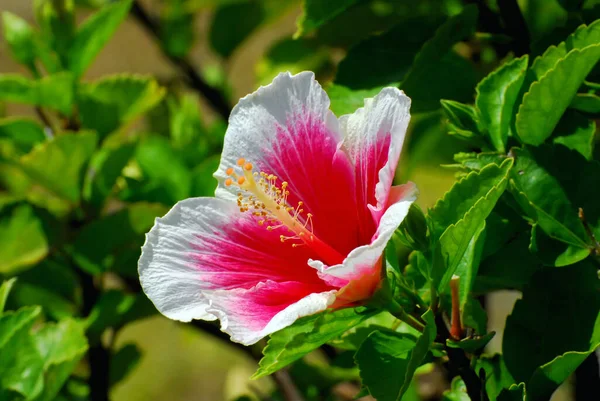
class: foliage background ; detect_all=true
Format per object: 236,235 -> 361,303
0,0 -> 598,400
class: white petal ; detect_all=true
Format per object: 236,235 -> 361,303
214,71 -> 340,202
138,197 -> 239,322
339,87 -> 411,221
207,285 -> 336,345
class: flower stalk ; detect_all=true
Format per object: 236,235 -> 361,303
450,275 -> 463,340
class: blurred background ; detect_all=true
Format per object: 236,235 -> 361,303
0,0 -> 594,400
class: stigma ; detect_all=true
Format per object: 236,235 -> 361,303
225,158 -> 314,245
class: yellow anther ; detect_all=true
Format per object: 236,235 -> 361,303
237,176 -> 246,185
237,158 -> 246,166
225,178 -> 233,186
244,162 -> 253,171
226,167 -> 234,175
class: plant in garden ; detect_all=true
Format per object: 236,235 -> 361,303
0,0 -> 599,401
139,71 -> 418,345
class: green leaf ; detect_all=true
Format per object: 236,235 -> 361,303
84,142 -> 136,208
32,319 -> 88,401
68,0 -> 133,78
295,0 -> 359,37
335,16 -> 442,90
497,383 -> 526,401
19,132 -> 97,214
0,306 -> 44,399
257,37 -> 332,87
510,145 -> 600,248
531,20 -> 600,80
36,0 -> 76,66
327,312 -> 399,351
401,6 -> 478,112
2,12 -> 38,68
0,204 -> 48,275
452,152 -> 508,172
70,202 -> 166,274
569,93 -> 600,114
78,74 -> 165,139
110,344 -> 141,387
209,1 -> 265,58
442,378 -> 470,401
557,0 -> 584,12
160,2 -> 194,58
551,110 -> 595,160
252,307 -> 377,379
477,354 -> 516,401
502,263 -> 600,399
453,221 -> 486,316
440,100 -> 481,140
0,118 -> 46,154
516,45 -> 600,145
190,155 -> 220,197
85,290 -> 135,340
447,331 -> 495,353
530,224 -> 590,267
326,85 -> 383,116
475,231 -> 541,293
429,160 -> 512,238
12,258 -> 79,307
0,73 -> 74,115
9,282 -> 76,321
0,278 -> 16,313
129,136 -> 192,204
476,55 -> 529,152
434,159 -> 512,292
355,310 -> 436,401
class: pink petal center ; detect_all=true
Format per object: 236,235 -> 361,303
223,158 -> 345,266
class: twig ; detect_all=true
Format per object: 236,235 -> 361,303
466,0 -> 511,58
35,107 -> 55,138
579,208 -> 600,254
79,272 -> 110,401
129,1 -> 231,120
497,0 -> 530,56
273,370 -> 305,401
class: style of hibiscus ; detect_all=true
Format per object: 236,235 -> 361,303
138,71 -> 417,345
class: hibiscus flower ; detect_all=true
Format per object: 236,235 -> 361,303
139,71 -> 417,345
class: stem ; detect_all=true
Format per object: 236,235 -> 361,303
436,315 -> 487,401
130,1 -> 231,120
273,370 -> 305,401
35,108 -> 55,138
579,208 -> 600,254
387,300 -> 426,332
450,275 -> 463,340
79,272 -> 110,401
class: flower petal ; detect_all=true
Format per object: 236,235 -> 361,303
308,182 -> 418,302
139,197 -> 335,343
339,88 -> 411,243
207,281 -> 336,345
215,71 -> 360,257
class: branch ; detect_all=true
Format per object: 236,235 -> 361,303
497,0 -> 530,56
130,1 -> 231,120
436,315 -> 487,401
79,272 -> 110,401
466,0 -> 512,58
